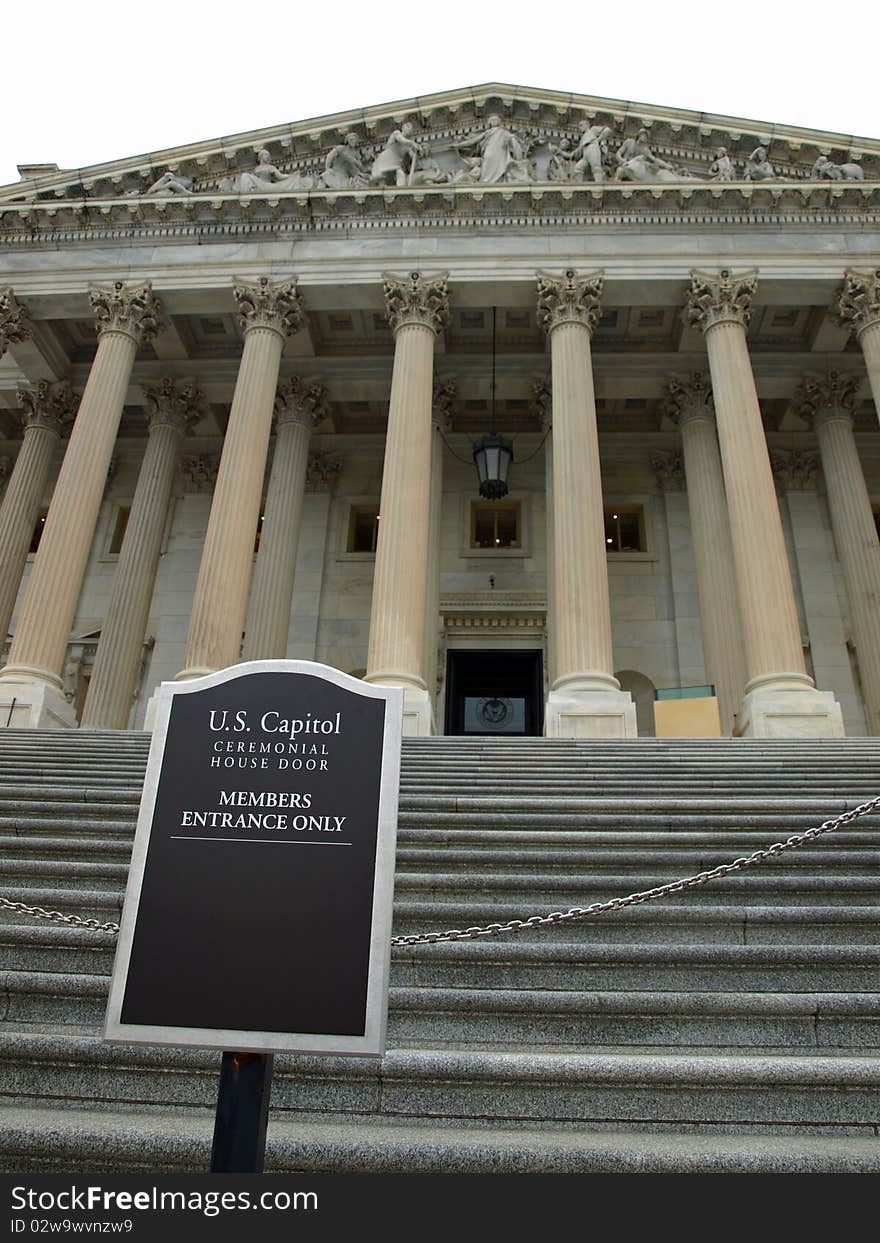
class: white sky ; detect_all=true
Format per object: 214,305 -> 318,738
2,0 -> 877,187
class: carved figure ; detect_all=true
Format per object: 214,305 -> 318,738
449,156 -> 483,185
572,123 -> 612,183
744,147 -> 774,181
455,115 -> 530,184
810,154 -> 864,181
614,129 -> 690,182
143,170 -> 194,196
547,139 -> 574,182
220,150 -> 313,194
708,147 -> 735,181
370,122 -> 421,186
321,133 -> 370,189
407,159 -> 450,187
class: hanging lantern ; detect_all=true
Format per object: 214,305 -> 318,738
472,306 -> 513,500
473,433 -> 513,499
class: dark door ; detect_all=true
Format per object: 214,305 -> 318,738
444,649 -> 544,736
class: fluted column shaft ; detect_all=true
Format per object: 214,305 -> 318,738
180,278 -> 302,678
667,379 -> 747,732
1,284 -> 161,689
796,373 -> 880,735
0,394 -> 72,647
540,290 -> 616,690
81,382 -> 202,728
366,273 -> 448,708
834,270 -> 880,420
687,273 -> 809,693
243,378 -> 326,660
366,321 -> 435,688
422,406 -> 447,705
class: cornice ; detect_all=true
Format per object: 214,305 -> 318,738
1,181 -> 880,248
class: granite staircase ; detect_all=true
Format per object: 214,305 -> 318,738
0,729 -> 878,1173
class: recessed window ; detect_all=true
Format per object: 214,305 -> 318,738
108,506 -> 131,555
471,501 -> 521,549
348,505 -> 380,553
604,505 -> 645,552
29,511 -> 47,554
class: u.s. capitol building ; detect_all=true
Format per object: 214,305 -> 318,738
1,82 -> 879,740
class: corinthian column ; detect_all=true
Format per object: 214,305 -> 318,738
179,277 -> 303,679
243,375 -> 328,660
833,269 -> 880,420
365,271 -> 449,736
422,379 -> 455,710
684,270 -> 843,737
536,270 -> 635,737
81,379 -> 205,729
0,282 -> 163,728
0,382 -> 77,650
664,374 -> 746,734
794,372 -> 880,735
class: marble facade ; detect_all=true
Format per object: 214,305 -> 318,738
0,84 -> 878,738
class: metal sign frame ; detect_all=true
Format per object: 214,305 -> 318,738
105,660 -> 403,1056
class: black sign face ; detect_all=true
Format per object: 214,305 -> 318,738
105,662 -> 402,1055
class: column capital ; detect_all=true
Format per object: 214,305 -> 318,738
684,269 -> 758,332
771,448 -> 821,492
531,378 -> 552,431
651,450 -> 686,493
89,281 -> 164,345
382,271 -> 449,335
306,451 -> 343,492
432,377 -> 457,432
536,269 -> 603,337
833,268 -> 880,338
0,288 -> 31,356
16,380 -> 78,437
663,373 -> 714,426
181,454 -> 219,493
274,374 -> 329,429
233,276 -> 304,339
792,371 -> 860,428
142,377 -> 207,435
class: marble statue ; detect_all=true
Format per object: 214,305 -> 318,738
370,122 -> 421,186
615,129 -> 692,182
143,170 -> 194,196
219,150 -> 313,193
455,115 -> 530,184
708,147 -> 735,181
449,156 -> 483,185
810,154 -> 864,181
547,139 -> 575,182
321,133 -> 370,189
744,147 -> 774,180
572,123 -> 612,183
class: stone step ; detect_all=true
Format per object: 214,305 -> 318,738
1,1104 -> 878,1174
3,968 -> 877,1047
0,1034 -> 878,1133
4,924 -> 877,989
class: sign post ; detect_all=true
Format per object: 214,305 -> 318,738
105,661 -> 403,1169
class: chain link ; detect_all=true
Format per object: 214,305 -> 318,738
1,795 -> 879,944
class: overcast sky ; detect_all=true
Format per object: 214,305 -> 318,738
2,1 -> 877,187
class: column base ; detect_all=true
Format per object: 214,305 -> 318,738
0,675 -> 77,729
734,686 -> 845,738
544,687 -> 637,738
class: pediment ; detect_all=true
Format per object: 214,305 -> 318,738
2,83 -> 879,207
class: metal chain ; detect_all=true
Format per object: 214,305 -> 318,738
390,793 -> 880,946
1,794 -> 879,943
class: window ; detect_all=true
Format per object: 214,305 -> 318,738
29,511 -> 47,554
108,506 -> 131,555
348,505 -> 380,553
471,501 -> 521,549
604,505 -> 645,552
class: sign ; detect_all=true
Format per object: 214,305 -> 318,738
105,661 -> 403,1056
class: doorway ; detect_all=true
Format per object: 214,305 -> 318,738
444,649 -> 544,736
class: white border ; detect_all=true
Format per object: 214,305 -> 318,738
104,660 -> 403,1056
